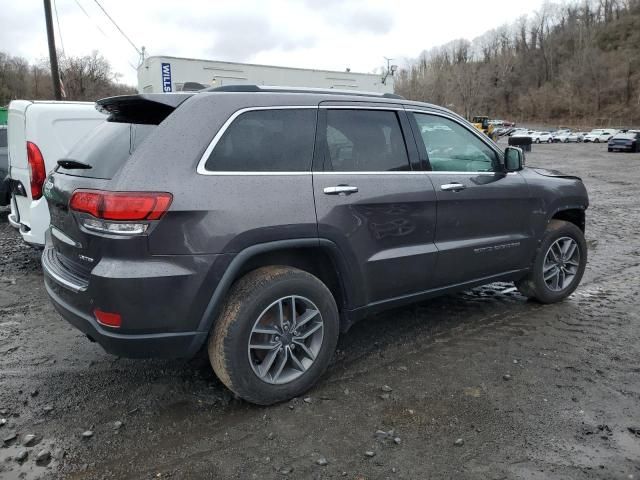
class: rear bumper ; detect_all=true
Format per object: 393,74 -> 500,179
9,193 -> 47,246
608,144 -> 634,151
44,277 -> 207,358
42,236 -> 230,359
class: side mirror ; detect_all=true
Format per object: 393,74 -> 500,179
504,146 -> 524,172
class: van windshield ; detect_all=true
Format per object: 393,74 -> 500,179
58,122 -> 155,179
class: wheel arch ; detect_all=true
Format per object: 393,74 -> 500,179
196,239 -> 356,337
551,207 -> 586,232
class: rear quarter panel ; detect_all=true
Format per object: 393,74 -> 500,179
111,92 -> 321,256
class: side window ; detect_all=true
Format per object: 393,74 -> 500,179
324,109 -> 410,172
204,109 -> 316,172
413,113 -> 499,172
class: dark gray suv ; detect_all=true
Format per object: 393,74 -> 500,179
42,86 -> 588,405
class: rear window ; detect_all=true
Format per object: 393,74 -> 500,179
59,122 -> 155,179
204,109 -> 316,172
324,109 -> 410,172
0,129 -> 7,148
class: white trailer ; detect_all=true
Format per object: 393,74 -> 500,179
137,56 -> 393,94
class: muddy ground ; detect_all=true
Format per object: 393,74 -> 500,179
1,141 -> 639,480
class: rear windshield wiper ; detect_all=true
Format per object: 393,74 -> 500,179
57,159 -> 92,170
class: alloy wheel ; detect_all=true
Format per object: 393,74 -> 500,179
247,295 -> 324,385
542,236 -> 580,292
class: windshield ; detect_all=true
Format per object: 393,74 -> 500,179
59,122 -> 156,179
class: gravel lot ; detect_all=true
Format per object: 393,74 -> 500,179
1,141 -> 639,480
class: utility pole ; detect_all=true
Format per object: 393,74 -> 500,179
43,0 -> 62,100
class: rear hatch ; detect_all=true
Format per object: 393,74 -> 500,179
44,94 -> 191,285
610,134 -> 635,145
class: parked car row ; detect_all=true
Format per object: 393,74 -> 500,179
501,127 -> 640,151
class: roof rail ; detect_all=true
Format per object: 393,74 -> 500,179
203,84 -> 405,100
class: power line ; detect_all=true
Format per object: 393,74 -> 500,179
71,0 -> 139,72
53,0 -> 66,56
92,0 -> 141,55
73,0 -> 109,39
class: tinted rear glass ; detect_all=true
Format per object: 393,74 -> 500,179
59,122 -> 155,179
324,109 -> 410,172
0,129 -> 7,148
204,109 -> 316,172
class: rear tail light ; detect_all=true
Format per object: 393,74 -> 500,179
69,190 -> 172,235
26,142 -> 46,200
94,309 -> 122,328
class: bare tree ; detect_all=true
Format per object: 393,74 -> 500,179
0,50 -> 135,105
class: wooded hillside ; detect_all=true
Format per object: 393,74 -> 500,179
395,0 -> 640,127
0,51 -> 135,105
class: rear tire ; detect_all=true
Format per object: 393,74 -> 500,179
515,220 -> 587,304
208,266 -> 339,405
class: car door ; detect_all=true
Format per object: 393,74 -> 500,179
408,110 -> 535,287
313,104 -> 438,308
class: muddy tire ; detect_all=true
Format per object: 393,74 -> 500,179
515,220 -> 587,304
208,266 -> 339,405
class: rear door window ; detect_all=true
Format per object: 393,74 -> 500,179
59,122 -> 155,179
204,109 -> 317,172
322,109 -> 410,172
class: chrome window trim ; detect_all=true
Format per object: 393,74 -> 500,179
196,104 -> 517,176
315,171 -> 518,176
197,171 -> 312,176
196,106 -> 318,176
319,105 -> 404,110
194,171 -> 518,176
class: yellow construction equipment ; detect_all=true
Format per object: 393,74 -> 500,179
471,116 -> 497,141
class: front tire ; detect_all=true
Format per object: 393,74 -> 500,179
515,220 -> 587,304
209,266 -> 339,405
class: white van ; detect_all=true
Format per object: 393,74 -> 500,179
7,101 -> 106,246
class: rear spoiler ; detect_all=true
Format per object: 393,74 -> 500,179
96,93 -> 193,124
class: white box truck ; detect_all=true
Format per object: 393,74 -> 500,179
137,55 -> 393,94
7,101 -> 106,246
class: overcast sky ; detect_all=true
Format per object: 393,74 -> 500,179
3,0 -> 546,87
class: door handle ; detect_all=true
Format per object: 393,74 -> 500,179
324,185 -> 359,195
440,182 -> 466,192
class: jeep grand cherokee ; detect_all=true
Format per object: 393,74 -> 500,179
42,86 -> 589,405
